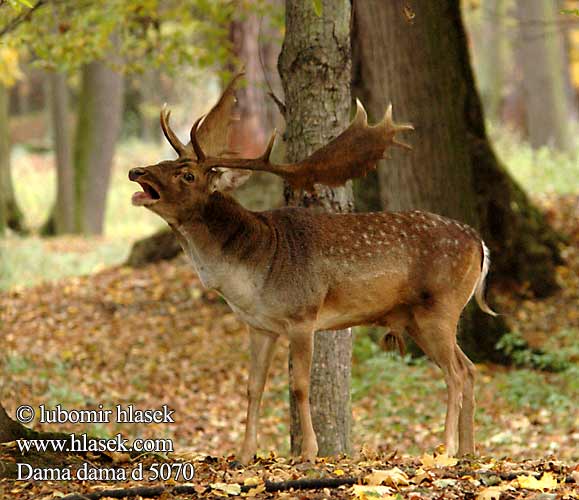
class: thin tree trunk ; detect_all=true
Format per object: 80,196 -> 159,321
515,0 -> 573,151
352,0 -> 562,361
141,69 -> 162,142
73,57 -> 124,235
228,9 -> 282,156
475,0 -> 505,120
42,71 -> 75,235
0,83 -> 26,234
279,0 -> 352,457
0,84 -> 8,235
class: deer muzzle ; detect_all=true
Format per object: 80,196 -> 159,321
129,168 -> 161,206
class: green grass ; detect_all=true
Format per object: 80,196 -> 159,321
10,139 -> 164,237
351,332 -> 579,457
1,140 -> 165,290
488,122 -> 579,195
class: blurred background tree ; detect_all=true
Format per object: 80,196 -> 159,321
351,0 -> 571,360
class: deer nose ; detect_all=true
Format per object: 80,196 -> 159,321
129,168 -> 146,181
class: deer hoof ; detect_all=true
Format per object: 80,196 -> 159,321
237,451 -> 255,466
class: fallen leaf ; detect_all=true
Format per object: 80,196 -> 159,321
515,472 -> 558,490
476,485 -> 509,500
410,467 -> 432,484
365,467 -> 409,486
244,483 -> 266,497
433,478 -> 457,488
420,452 -> 458,468
351,484 -> 395,500
210,482 -> 242,496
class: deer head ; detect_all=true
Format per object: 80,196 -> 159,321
129,73 -> 413,225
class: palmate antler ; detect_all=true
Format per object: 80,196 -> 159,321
160,73 -> 413,191
197,99 -> 414,191
160,73 -> 242,160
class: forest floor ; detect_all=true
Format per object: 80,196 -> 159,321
0,194 -> 578,499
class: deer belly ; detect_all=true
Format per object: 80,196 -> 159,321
315,280 -> 404,331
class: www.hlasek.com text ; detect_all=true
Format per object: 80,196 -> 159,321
17,432 -> 174,455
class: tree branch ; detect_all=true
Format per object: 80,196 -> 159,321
0,0 -> 46,38
61,477 -> 360,500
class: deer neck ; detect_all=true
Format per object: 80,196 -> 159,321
173,192 -> 271,292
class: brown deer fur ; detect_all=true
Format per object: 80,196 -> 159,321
129,75 -> 496,463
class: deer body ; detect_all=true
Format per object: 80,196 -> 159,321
174,192 -> 484,334
130,75 -> 495,464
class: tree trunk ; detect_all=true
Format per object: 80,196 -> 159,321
140,69 -> 163,142
42,71 -> 75,235
0,83 -> 26,234
0,84 -> 8,236
279,0 -> 352,457
352,0 -> 562,361
557,0 -> 578,124
0,403 -> 28,442
515,0 -> 574,151
473,0 -> 505,121
229,12 -> 281,156
73,57 -> 124,235
126,227 -> 182,267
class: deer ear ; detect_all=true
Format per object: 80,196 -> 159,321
210,168 -> 252,192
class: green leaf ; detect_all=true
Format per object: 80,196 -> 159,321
14,0 -> 34,8
560,9 -> 579,16
312,0 -> 322,17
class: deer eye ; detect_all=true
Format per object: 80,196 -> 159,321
183,172 -> 195,182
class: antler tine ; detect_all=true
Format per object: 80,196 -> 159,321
261,129 -> 277,161
160,104 -> 188,156
383,103 -> 414,150
354,98 -> 369,126
190,114 -> 207,162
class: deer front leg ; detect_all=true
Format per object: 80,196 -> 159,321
289,331 -> 318,462
239,328 -> 278,464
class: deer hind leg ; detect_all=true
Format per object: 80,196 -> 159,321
456,345 -> 476,455
239,328 -> 278,464
408,306 -> 465,456
289,330 -> 318,462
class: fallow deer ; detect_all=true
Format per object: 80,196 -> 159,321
129,74 -> 496,463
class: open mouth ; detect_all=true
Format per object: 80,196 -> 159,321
132,181 -> 161,206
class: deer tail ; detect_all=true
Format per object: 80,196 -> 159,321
474,241 -> 498,316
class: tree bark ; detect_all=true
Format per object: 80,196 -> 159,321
279,0 -> 352,457
126,227 -> 182,267
0,403 -> 28,442
515,0 -> 574,151
0,83 -> 26,234
73,57 -> 124,235
351,0 -> 562,361
473,0 -> 505,121
42,71 -> 75,235
0,84 -> 8,236
228,11 -> 281,156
